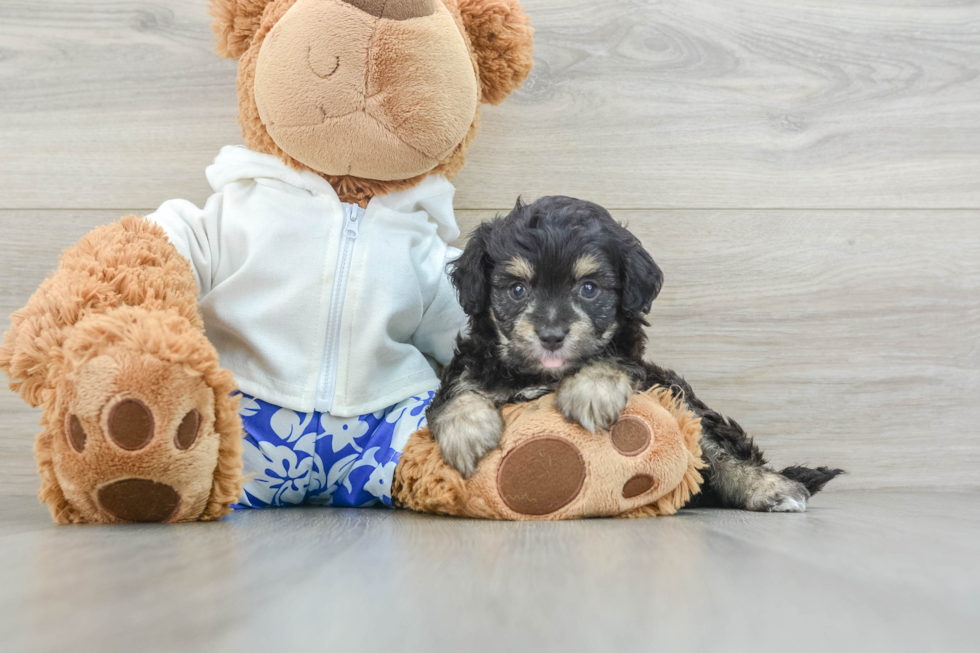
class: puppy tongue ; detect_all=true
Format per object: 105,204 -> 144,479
541,357 -> 564,369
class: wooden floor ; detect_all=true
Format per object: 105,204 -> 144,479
1,490 -> 977,653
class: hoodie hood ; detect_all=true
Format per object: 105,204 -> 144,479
205,146 -> 460,243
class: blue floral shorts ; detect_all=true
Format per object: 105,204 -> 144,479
233,391 -> 432,509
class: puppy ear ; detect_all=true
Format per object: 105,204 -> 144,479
620,243 -> 664,317
457,0 -> 535,105
450,222 -> 495,316
209,0 -> 275,59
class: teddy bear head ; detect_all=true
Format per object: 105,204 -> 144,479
209,0 -> 534,204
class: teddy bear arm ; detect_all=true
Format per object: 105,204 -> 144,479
0,217 -> 203,406
1,217 -> 243,523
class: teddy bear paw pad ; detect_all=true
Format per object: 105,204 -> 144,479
97,478 -> 181,523
497,436 -> 586,516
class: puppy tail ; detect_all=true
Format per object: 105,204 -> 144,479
779,465 -> 845,496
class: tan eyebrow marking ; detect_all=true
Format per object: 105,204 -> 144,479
505,256 -> 534,280
573,254 -> 601,279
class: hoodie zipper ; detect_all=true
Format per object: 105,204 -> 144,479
314,202 -> 364,412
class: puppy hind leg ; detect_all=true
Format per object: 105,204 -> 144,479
642,365 -> 843,512
698,411 -> 810,512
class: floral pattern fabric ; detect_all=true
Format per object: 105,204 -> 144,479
234,391 -> 432,509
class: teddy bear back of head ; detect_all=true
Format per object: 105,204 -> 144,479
209,0 -> 534,204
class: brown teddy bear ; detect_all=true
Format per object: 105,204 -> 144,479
0,0 -> 703,524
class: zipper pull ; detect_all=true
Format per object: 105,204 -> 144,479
344,204 -> 364,239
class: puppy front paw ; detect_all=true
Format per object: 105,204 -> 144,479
430,393 -> 504,478
555,363 -> 633,433
745,474 -> 810,512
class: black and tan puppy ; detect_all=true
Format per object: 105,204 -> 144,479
428,196 -> 843,511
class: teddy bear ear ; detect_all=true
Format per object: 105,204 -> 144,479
457,0 -> 535,105
209,0 -> 275,59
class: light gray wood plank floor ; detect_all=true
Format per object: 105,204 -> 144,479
1,490 -> 977,653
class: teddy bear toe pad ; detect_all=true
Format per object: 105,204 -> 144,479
610,415 -> 652,456
66,415 -> 87,453
105,398 -> 155,451
622,474 -> 655,498
175,409 -> 202,450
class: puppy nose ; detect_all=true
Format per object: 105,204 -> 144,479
537,327 -> 567,351
342,0 -> 435,20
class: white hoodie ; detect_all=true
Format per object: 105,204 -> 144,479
149,146 -> 467,416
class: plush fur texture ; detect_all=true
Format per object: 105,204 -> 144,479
209,0 -> 275,59
0,218 -> 243,523
218,0 -> 534,205
428,197 -> 844,512
394,387 -> 704,519
457,0 -> 534,105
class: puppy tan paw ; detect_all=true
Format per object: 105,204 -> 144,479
555,363 -> 633,432
430,393 -> 504,478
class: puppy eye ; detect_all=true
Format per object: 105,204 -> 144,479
510,283 -> 528,301
579,282 -> 599,300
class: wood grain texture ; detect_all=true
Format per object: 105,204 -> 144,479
1,1 -> 979,210
2,209 -> 978,496
1,490 -> 978,652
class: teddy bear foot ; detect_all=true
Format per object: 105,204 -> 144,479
393,388 -> 705,520
71,394 -> 208,522
36,307 -> 242,524
54,351 -> 219,523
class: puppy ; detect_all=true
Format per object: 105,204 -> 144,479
428,196 -> 843,511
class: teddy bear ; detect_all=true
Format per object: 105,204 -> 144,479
0,0 -> 705,524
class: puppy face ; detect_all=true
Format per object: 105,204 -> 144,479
451,196 -> 664,376
488,251 -> 619,374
